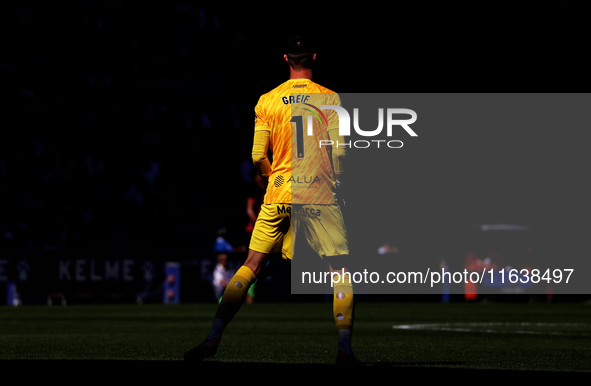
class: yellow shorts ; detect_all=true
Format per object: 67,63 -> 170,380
249,203 -> 349,260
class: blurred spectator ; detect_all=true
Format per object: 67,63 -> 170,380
463,252 -> 481,301
377,242 -> 399,256
464,252 -> 482,272
245,174 -> 266,234
213,228 -> 245,254
212,253 -> 233,301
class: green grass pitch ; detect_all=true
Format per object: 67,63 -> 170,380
1,301 -> 590,379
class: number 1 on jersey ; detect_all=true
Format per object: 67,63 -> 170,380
291,115 -> 305,159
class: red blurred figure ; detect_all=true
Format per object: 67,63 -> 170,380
463,252 -> 482,301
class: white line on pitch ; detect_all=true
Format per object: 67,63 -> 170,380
392,323 -> 591,336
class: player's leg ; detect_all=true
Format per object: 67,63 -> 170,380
297,204 -> 359,364
210,250 -> 265,334
213,250 -> 265,329
326,255 -> 359,364
183,250 -> 264,362
185,204 -> 289,362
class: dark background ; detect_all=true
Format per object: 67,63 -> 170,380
1,1 -> 589,301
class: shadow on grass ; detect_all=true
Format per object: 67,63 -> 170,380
4,360 -> 589,381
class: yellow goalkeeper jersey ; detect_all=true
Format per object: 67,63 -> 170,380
254,78 -> 341,205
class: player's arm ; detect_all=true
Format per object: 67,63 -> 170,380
328,128 -> 346,185
326,93 -> 346,185
326,93 -> 347,206
252,98 -> 272,183
252,130 -> 271,184
329,128 -> 346,207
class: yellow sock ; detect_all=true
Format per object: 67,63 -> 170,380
333,272 -> 354,331
215,266 -> 256,323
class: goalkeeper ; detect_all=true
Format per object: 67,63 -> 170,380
184,33 -> 359,365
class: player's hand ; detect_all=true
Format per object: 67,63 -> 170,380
335,179 -> 346,208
